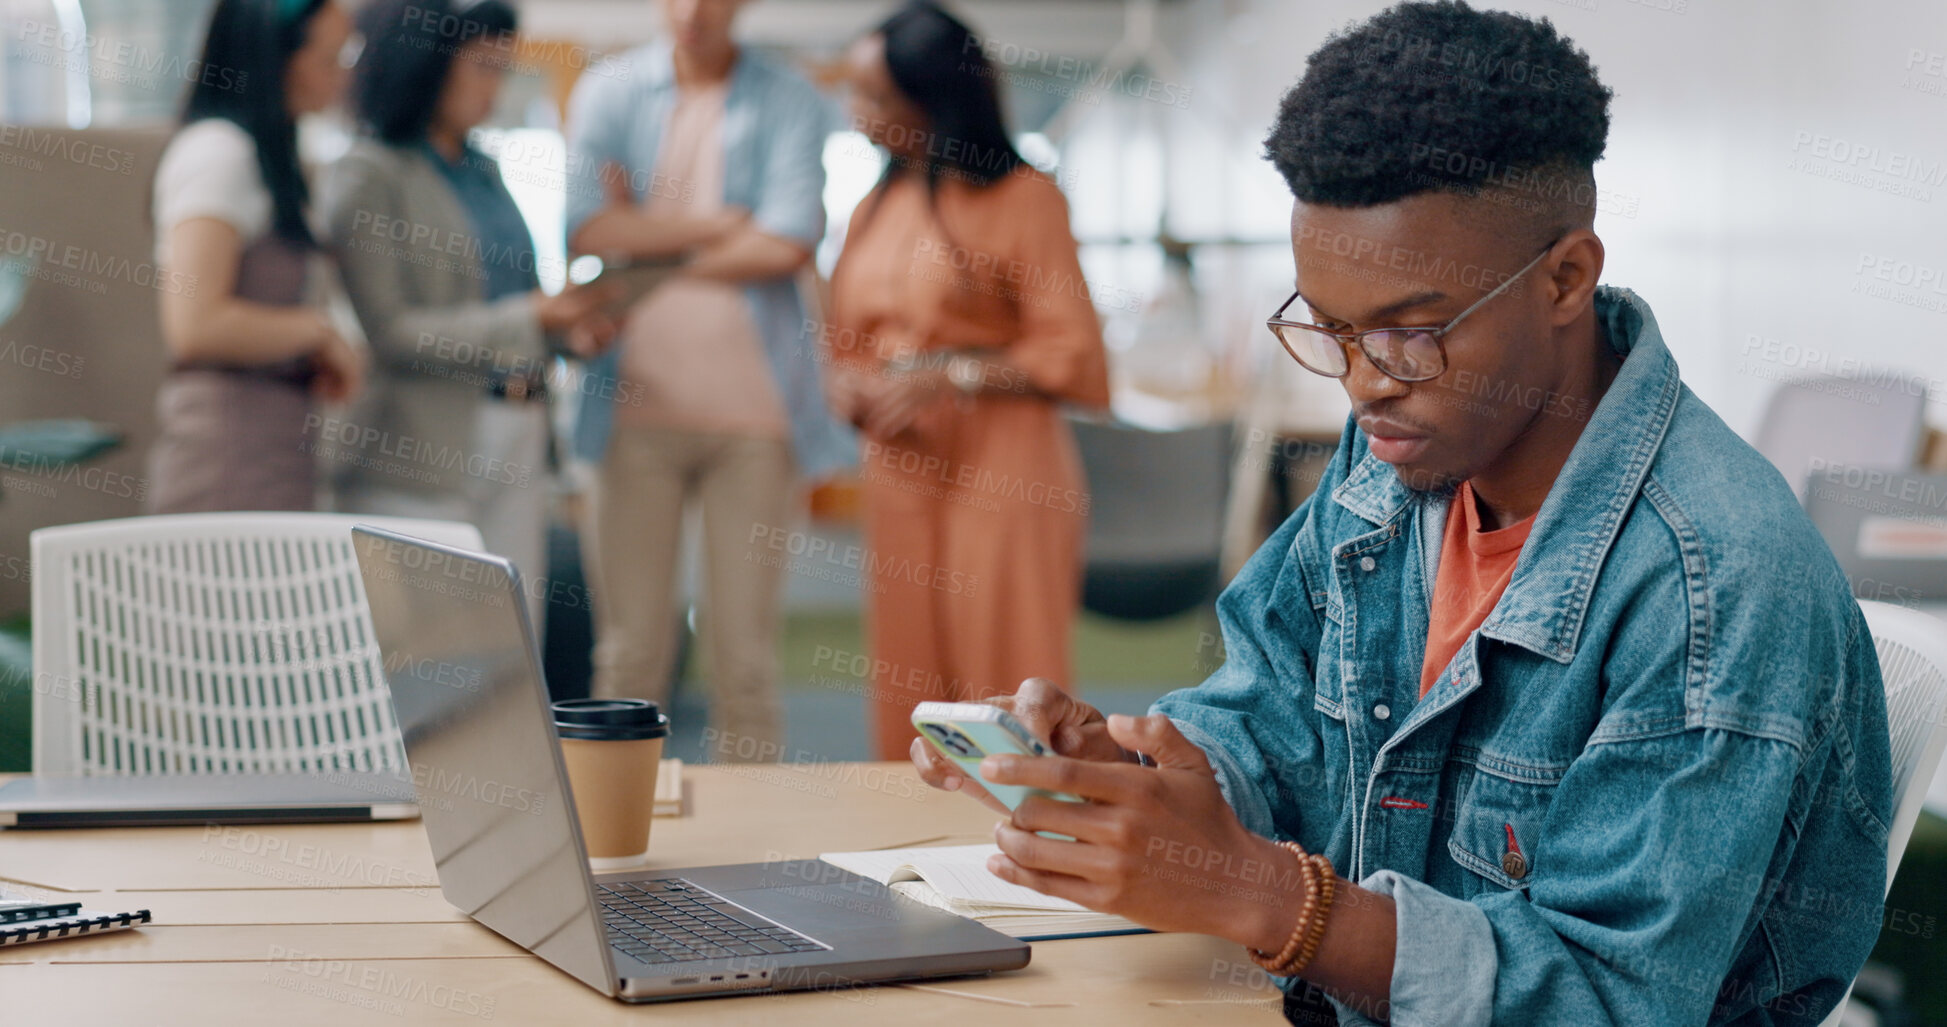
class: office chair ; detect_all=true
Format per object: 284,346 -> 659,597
1820,599 -> 1947,1027
30,512 -> 483,775
1069,417 -> 1232,621
1751,372 -> 1927,504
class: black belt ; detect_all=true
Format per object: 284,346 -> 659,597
171,359 -> 316,389
486,370 -> 549,404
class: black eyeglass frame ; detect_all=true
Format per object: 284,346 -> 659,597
1265,240 -> 1560,383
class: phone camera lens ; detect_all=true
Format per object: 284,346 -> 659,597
919,722 -> 981,758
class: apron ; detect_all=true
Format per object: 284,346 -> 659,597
146,235 -> 318,514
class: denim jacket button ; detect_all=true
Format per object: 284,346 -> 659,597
1501,850 -> 1529,879
1372,703 -> 1390,721
1359,556 -> 1376,572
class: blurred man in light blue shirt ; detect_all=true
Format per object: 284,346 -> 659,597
564,0 -> 852,755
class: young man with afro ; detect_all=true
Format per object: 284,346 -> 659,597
909,2 -> 1892,1023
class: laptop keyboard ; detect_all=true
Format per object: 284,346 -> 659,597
599,878 -> 826,965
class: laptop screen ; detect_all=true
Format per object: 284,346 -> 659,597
351,526 -> 614,995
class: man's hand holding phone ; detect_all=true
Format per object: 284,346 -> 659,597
907,678 -> 1348,953
978,712 -> 1302,943
908,678 -> 1129,815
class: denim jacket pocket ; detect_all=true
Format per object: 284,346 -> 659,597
1445,760 -> 1564,894
1314,608 -> 1347,722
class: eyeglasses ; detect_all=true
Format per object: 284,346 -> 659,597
1265,240 -> 1558,383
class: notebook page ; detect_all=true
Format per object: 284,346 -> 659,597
823,844 -> 1090,912
899,855 -> 1090,912
817,847 -> 914,885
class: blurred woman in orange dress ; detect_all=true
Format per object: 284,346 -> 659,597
827,2 -> 1110,760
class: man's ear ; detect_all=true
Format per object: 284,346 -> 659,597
1546,229 -> 1604,329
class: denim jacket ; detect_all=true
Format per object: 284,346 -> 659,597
562,42 -> 856,478
1155,286 -> 1892,1025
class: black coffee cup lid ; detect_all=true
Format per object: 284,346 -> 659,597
551,698 -> 670,741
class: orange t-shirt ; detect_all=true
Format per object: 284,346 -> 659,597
1418,482 -> 1536,699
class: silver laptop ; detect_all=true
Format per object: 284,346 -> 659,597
350,525 -> 1029,1002
0,772 -> 416,828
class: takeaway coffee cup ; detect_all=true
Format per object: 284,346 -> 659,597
552,698 -> 670,868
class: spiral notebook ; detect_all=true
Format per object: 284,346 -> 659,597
0,890 -> 151,947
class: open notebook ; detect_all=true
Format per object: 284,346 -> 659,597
818,844 -> 1149,941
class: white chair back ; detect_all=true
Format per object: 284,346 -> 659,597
1819,599 -> 1947,1026
30,513 -> 484,775
1857,600 -> 1947,892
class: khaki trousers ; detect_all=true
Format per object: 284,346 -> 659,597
587,423 -> 793,761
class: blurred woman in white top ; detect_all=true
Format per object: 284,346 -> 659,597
146,0 -> 364,513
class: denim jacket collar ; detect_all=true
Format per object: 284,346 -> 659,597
1331,286 -> 1682,664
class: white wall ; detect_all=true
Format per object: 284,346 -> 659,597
1145,0 -> 1947,436
20,0 -> 1940,443
522,0 -> 1947,441
521,0 -> 1130,55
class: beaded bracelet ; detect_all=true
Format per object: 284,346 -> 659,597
1294,853 -> 1336,971
1249,842 -> 1338,977
1248,841 -> 1316,972
1246,849 -> 1323,978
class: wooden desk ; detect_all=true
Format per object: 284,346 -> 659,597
0,763 -> 1286,1024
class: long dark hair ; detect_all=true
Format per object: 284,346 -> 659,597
181,0 -> 330,246
353,0 -> 518,145
866,2 -> 1024,209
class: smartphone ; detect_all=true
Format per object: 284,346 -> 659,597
911,702 -> 1086,814
565,253 -> 683,315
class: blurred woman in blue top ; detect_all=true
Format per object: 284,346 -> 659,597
321,0 -> 616,623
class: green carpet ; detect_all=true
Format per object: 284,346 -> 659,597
0,616 -> 29,773
1872,810 -> 1947,1021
